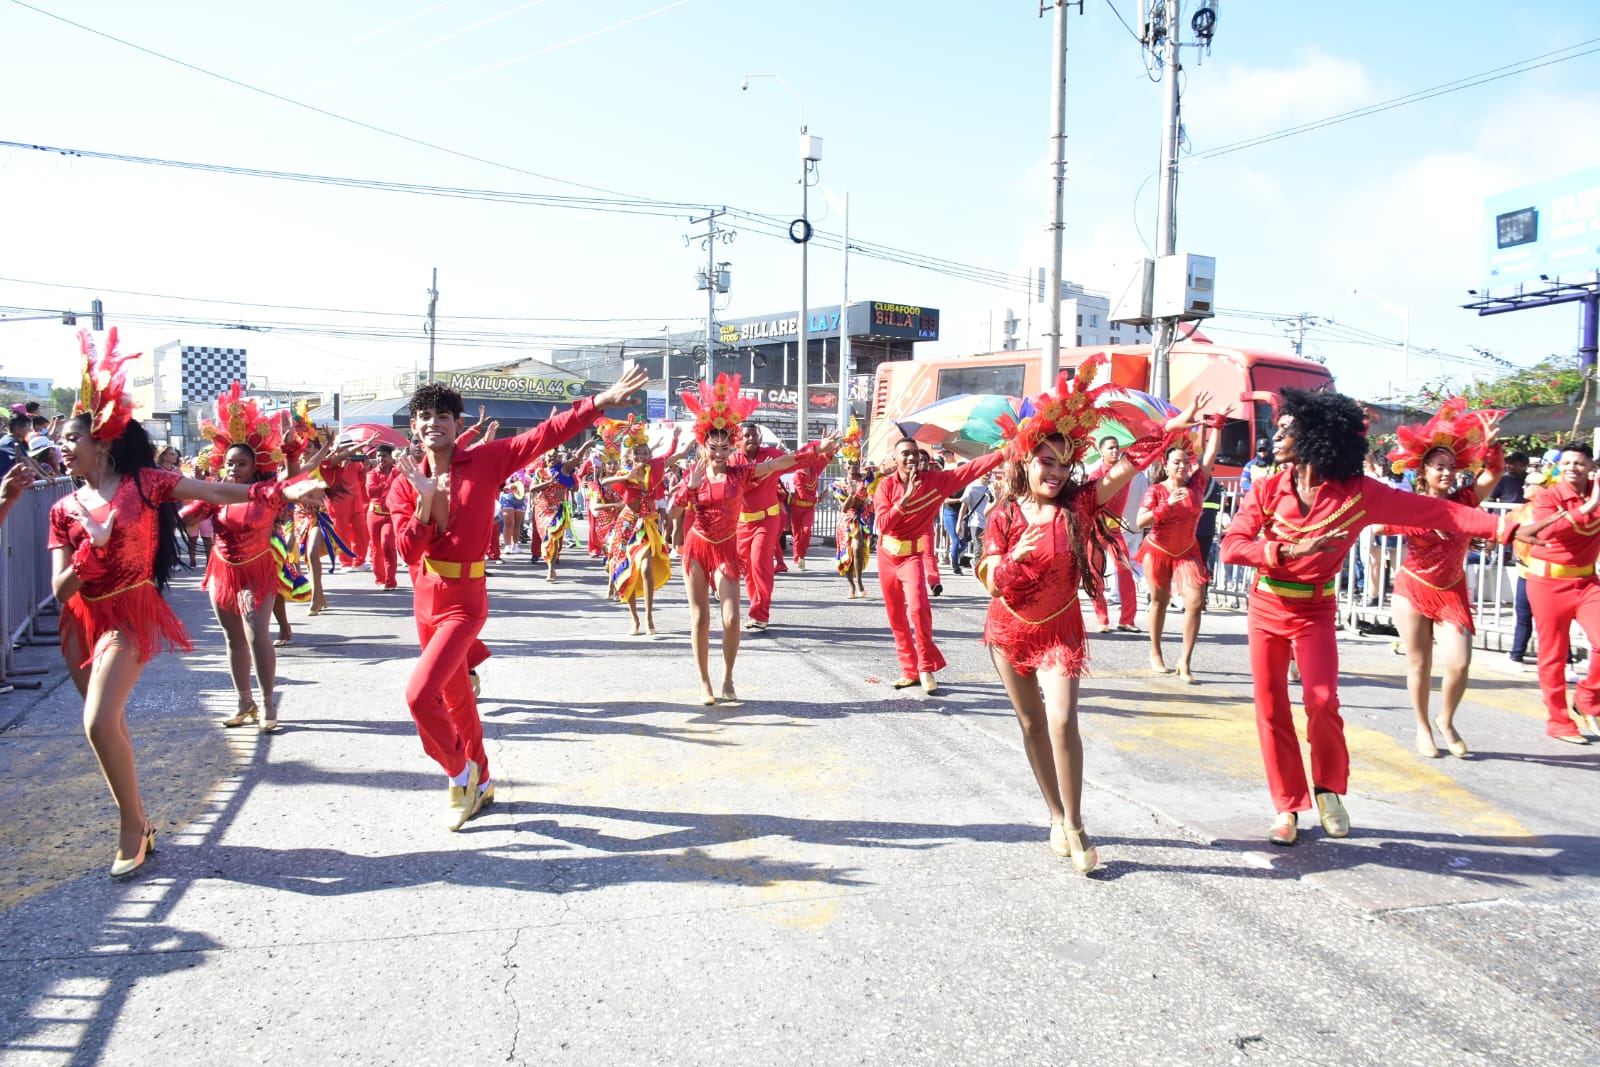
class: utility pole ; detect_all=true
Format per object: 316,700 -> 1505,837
1150,0 -> 1182,400
688,211 -> 732,385
837,191 -> 851,433
425,267 -> 438,384
796,129 -> 822,445
1041,1 -> 1077,383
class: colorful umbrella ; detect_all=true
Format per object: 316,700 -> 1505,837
895,393 -> 1020,459
1084,390 -> 1179,464
341,422 -> 410,450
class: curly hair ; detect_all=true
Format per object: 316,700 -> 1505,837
1278,387 -> 1367,480
408,382 -> 465,418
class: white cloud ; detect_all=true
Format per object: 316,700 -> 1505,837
1193,48 -> 1379,144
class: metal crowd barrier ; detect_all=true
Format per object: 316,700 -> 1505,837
1,476 -> 72,692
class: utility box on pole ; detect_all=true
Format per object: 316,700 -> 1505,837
1110,259 -> 1156,326
1152,254 -> 1216,320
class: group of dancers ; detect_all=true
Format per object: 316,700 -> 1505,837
40,329 -> 1595,882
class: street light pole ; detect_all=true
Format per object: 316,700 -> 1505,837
1042,0 -> 1072,384
1150,0 -> 1182,401
425,267 -> 438,384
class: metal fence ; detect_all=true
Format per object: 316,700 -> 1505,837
1,476 -> 72,692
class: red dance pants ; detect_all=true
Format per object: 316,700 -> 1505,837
366,513 -> 397,586
1526,573 -> 1600,737
738,514 -> 781,623
1091,530 -> 1137,626
922,537 -> 941,589
791,505 -> 816,562
879,546 -> 948,676
1247,591 -> 1346,814
330,496 -> 369,566
405,572 -> 490,782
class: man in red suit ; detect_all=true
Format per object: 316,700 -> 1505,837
1525,442 -> 1600,744
733,430 -> 834,630
389,367 -> 646,829
1087,436 -> 1138,632
364,444 -> 400,589
875,437 -> 1005,693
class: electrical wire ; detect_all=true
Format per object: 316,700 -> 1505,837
1101,0 -> 1142,44
1194,39 -> 1600,161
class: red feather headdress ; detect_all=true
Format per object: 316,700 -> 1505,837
199,382 -> 285,475
1388,398 -> 1503,476
678,373 -> 759,446
839,414 -> 863,466
74,328 -> 139,443
995,354 -> 1123,465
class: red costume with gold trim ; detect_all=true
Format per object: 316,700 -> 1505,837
981,494 -> 1100,677
366,464 -> 400,588
1525,480 -> 1600,738
1134,471 -> 1210,600
1222,469 -> 1519,813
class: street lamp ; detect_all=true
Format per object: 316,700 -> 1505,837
743,72 -> 821,445
1352,289 -> 1410,397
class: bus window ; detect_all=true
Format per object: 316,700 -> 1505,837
1216,417 -> 1252,468
937,364 -> 1025,400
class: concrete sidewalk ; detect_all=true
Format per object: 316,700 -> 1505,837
1,548 -> 1597,1064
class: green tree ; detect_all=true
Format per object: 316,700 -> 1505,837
50,386 -> 76,415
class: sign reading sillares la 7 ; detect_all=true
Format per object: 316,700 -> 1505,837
719,301 -> 940,348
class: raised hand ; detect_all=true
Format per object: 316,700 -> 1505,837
395,452 -> 434,502
283,479 -> 326,508
1165,390 -> 1212,433
67,496 -> 115,547
0,464 -> 35,506
1011,522 -> 1046,561
1286,531 -> 1347,559
593,364 -> 651,409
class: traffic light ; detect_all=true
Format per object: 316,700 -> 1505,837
90,299 -> 104,331
62,310 -> 76,326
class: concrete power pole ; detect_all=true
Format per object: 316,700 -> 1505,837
425,267 -> 438,384
1041,1 -> 1076,383
1150,0 -> 1182,401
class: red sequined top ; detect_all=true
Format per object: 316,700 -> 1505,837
1140,472 -> 1209,557
1382,485 -> 1479,587
619,457 -> 667,514
178,488 -> 286,567
680,466 -> 751,544
48,469 -> 182,596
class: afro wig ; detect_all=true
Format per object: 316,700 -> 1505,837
1277,387 -> 1367,481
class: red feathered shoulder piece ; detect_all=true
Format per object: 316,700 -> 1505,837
678,373 -> 759,446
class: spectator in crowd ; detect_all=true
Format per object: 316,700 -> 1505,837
0,463 -> 35,525
28,436 -> 61,476
1239,437 -> 1275,496
956,470 -> 995,568
1489,451 -> 1529,505
0,412 -> 32,477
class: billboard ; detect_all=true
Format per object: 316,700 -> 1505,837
1483,166 -> 1600,289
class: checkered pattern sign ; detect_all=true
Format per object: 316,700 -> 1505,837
179,346 -> 248,404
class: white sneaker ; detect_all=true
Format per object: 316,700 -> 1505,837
355,562 -> 372,572
1568,666 -> 1584,685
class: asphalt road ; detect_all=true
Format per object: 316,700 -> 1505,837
1,533 -> 1596,1065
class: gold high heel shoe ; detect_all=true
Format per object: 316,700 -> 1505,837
109,827 -> 156,878
1064,826 -> 1099,874
1048,820 -> 1069,857
1435,717 -> 1468,757
259,696 -> 279,734
222,704 -> 259,728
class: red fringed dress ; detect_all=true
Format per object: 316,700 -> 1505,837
610,458 -> 672,599
1386,485 -> 1480,633
179,482 -> 288,615
981,493 -> 1100,678
1134,471 -> 1211,598
48,469 -> 194,668
676,466 -> 750,585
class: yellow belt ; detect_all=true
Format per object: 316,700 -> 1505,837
739,503 -> 782,522
1526,559 -> 1596,579
880,534 -> 927,556
793,499 -> 815,508
423,558 -> 486,580
369,505 -> 390,516
1256,575 -> 1337,600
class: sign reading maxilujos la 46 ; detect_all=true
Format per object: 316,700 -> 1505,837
1484,166 -> 1600,289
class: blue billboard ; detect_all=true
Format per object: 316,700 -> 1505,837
1483,166 -> 1600,290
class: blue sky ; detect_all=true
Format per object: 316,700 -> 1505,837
2,0 -> 1597,401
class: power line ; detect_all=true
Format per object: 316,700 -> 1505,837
1101,0 -> 1142,44
1194,39 -> 1600,161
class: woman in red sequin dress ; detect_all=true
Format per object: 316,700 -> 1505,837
1381,403 -> 1506,758
1135,416 -> 1227,682
51,336 -> 323,877
979,358 -> 1207,873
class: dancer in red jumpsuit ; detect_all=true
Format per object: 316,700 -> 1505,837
733,427 -> 830,630
179,383 -> 297,732
1381,400 -> 1506,757
671,375 -> 828,704
874,443 -> 1005,694
1087,436 -> 1139,633
1525,441 -> 1600,744
1135,413 -> 1228,682
365,444 -> 400,590
1220,388 -> 1550,846
389,367 -> 647,829
981,356 -> 1203,873
50,331 -> 323,876
327,451 -> 369,568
